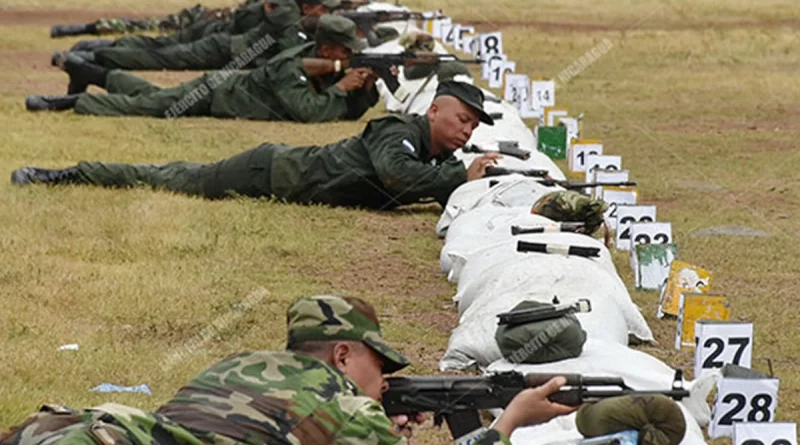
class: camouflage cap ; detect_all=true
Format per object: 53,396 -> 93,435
531,190 -> 610,234
286,295 -> 410,373
315,14 -> 366,52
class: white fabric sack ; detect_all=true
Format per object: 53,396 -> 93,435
437,177 -> 564,238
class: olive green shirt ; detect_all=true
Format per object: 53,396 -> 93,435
270,114 -> 469,209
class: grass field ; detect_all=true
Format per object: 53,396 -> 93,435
1,0 -> 799,442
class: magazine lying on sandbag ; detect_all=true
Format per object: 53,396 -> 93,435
437,177 -> 563,237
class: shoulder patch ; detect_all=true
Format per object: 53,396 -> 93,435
298,31 -> 308,41
402,139 -> 416,153
298,74 -> 308,83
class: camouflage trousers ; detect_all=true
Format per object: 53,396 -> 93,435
68,143 -> 277,199
0,404 -> 205,445
93,4 -> 226,35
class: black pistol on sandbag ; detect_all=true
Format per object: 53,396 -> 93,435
484,166 -> 549,178
348,52 -> 482,102
463,141 -> 531,160
341,10 -> 446,47
383,370 -> 690,441
497,299 -> 592,326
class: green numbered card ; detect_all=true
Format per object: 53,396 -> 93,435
537,126 -> 567,160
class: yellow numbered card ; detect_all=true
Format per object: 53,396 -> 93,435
675,293 -> 730,350
657,261 -> 712,318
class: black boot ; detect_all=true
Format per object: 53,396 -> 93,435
52,50 -> 95,68
11,166 -> 81,186
70,39 -> 114,52
50,23 -> 98,38
61,53 -> 108,94
25,94 -> 79,112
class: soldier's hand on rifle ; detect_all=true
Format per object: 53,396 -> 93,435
493,377 -> 577,437
466,153 -> 502,181
390,414 -> 426,442
336,68 -> 371,92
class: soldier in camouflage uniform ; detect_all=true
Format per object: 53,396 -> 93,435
55,0 -> 336,72
25,16 -> 379,123
0,295 -> 579,445
14,80 -> 502,210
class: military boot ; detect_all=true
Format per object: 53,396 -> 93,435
70,39 -> 115,52
58,53 -> 108,94
25,95 -> 79,112
50,23 -> 96,38
52,51 -> 95,68
11,166 -> 82,186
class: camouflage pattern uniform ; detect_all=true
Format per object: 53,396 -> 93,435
91,4 -> 224,35
531,190 -> 610,234
0,295 -> 513,445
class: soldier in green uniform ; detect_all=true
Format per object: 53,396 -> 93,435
56,0 -> 335,72
0,295 -> 581,445
15,81 -> 502,210
26,15 -> 380,122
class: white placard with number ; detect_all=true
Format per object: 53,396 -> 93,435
629,222 -> 673,249
479,32 -> 503,58
482,54 -> 506,80
603,189 -> 638,230
560,117 -> 580,148
504,74 -> 535,118
441,23 -> 456,46
431,18 -> 452,39
584,154 -> 622,183
614,205 -> 656,251
531,80 -> 555,115
710,377 -> 780,438
489,61 -> 516,89
734,422 -> 797,445
593,169 -> 630,199
695,322 -> 754,378
463,35 -> 477,55
569,142 -> 603,172
454,26 -> 474,51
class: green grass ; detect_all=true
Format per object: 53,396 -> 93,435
2,1 -> 800,443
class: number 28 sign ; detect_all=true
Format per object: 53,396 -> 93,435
710,377 -> 780,438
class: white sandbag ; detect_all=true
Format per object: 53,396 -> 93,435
441,207 -> 619,281
436,176 -> 563,237
486,339 -> 711,445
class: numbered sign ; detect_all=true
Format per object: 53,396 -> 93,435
441,23 -> 456,46
658,261 -> 713,318
454,26 -> 474,51
482,54 -> 506,80
489,60 -> 516,89
569,140 -> 603,173
603,187 -> 638,230
544,107 -> 568,127
531,80 -> 555,115
593,169 -> 630,199
675,293 -> 729,350
559,117 -> 581,149
710,377 -> 780,438
504,74 -> 534,118
463,35 -> 478,56
734,423 -> 797,445
695,321 -> 754,377
584,154 -> 622,183
615,205 -> 657,251
431,17 -> 452,39
632,242 -> 678,291
630,222 -> 672,249
479,32 -> 503,58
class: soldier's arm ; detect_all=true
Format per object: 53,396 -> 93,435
342,85 -> 380,120
365,124 -> 467,206
266,60 -> 350,123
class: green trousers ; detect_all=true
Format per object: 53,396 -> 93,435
74,71 -> 213,117
95,32 -> 234,70
73,144 -> 277,199
114,19 -> 230,50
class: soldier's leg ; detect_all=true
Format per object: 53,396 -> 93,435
74,75 -> 212,118
94,34 -> 233,71
104,70 -> 161,96
73,161 -> 213,197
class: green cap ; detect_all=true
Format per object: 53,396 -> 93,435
532,191 -> 610,235
435,80 -> 494,126
286,295 -> 410,373
315,14 -> 366,52
302,0 -> 342,9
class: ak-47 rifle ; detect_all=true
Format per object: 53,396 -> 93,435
463,141 -> 531,160
510,222 -> 585,235
484,166 -> 549,178
383,370 -> 690,441
339,0 -> 400,10
341,10 -> 445,47
537,179 -> 638,190
347,52 -> 482,102
497,299 -> 592,326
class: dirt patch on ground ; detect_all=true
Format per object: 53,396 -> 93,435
0,9 -> 153,27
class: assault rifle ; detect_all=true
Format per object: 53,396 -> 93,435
341,10 -> 446,47
537,179 -> 638,190
510,222 -> 586,235
497,299 -> 592,326
517,240 -> 600,258
463,141 -> 531,160
383,370 -> 690,440
348,52 -> 482,102
484,166 -> 549,178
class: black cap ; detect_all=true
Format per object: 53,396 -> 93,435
435,81 -> 494,126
